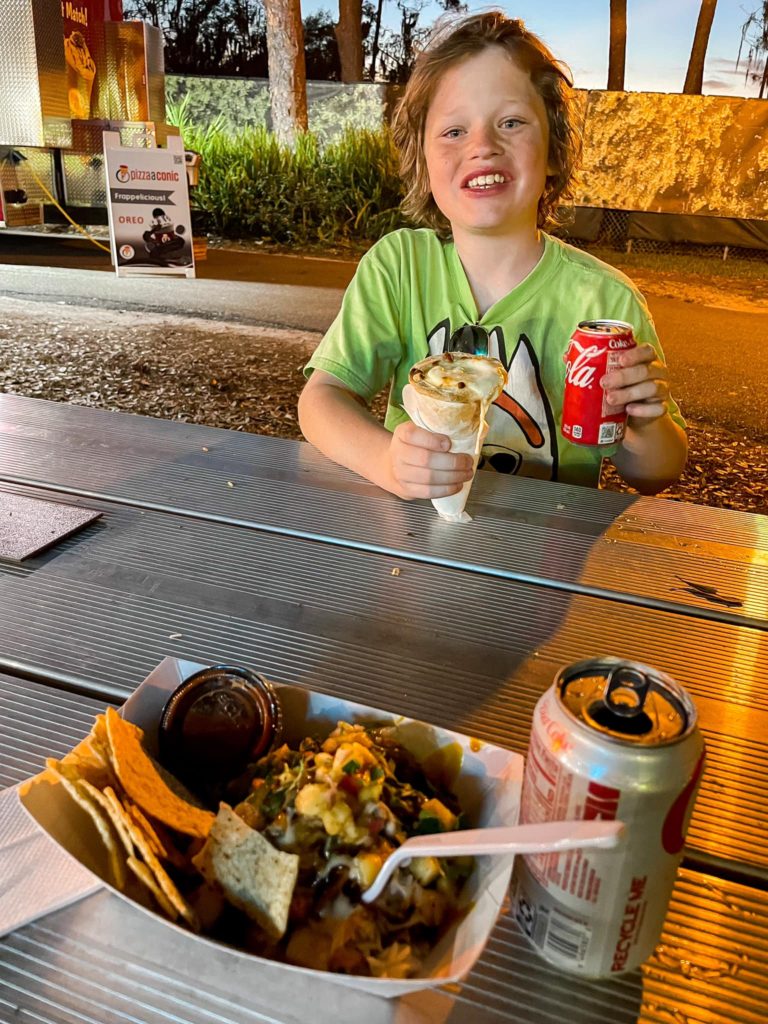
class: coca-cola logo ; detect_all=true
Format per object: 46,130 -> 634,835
583,779 -> 621,820
661,751 -> 705,854
565,342 -> 602,388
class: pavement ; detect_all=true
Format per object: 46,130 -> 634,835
2,230 -> 767,441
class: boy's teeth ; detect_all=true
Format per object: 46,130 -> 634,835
467,173 -> 506,189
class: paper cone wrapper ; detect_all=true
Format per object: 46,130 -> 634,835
402,383 -> 489,523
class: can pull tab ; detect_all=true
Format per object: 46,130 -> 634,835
604,666 -> 651,717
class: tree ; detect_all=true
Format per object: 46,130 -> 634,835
264,0 -> 308,147
335,0 -> 364,81
123,0 -> 268,75
376,0 -> 428,82
683,0 -> 718,94
367,0 -> 384,78
607,0 -> 627,91
372,0 -> 464,82
737,2 -> 768,98
304,10 -> 341,80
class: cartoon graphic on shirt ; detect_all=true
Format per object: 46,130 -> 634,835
426,320 -> 558,479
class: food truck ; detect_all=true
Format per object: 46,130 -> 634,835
0,0 -> 180,236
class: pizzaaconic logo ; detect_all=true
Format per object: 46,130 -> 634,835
114,166 -> 181,184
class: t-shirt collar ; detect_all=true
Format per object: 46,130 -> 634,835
446,233 -> 559,324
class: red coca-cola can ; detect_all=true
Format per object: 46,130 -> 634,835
562,320 -> 636,446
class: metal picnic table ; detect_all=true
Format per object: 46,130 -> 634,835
0,395 -> 766,1023
0,394 -> 766,630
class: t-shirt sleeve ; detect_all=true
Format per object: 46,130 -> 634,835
303,237 -> 405,404
609,284 -> 687,431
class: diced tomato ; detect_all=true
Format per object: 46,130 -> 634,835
368,815 -> 385,836
339,774 -> 360,797
289,888 -> 313,921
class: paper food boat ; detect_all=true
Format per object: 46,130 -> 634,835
20,657 -> 523,999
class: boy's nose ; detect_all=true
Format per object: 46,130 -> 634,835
468,126 -> 502,158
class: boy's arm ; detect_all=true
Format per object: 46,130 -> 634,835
604,342 -> 688,495
610,414 -> 688,495
298,370 -> 473,499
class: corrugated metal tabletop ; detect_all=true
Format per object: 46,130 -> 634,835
0,487 -> 766,876
1,394 -> 766,630
1,675 -> 766,1024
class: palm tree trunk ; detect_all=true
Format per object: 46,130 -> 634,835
683,0 -> 718,94
607,0 -> 627,90
334,0 -> 364,82
264,0 -> 308,147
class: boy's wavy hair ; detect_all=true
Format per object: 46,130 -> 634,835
392,11 -> 582,234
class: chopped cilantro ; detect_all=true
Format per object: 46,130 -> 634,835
370,766 -> 384,781
342,759 -> 360,775
414,815 -> 442,836
262,789 -> 285,818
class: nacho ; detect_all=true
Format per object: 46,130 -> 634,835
127,856 -> 178,920
77,777 -> 134,858
57,716 -> 115,790
102,786 -> 199,931
45,758 -> 126,890
125,800 -> 188,870
193,804 -> 298,940
104,707 -> 214,838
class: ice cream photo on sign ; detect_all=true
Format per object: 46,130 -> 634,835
402,352 -> 506,523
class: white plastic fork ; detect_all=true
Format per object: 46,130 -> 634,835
361,819 -> 625,903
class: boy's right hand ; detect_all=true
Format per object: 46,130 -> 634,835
388,422 -> 475,499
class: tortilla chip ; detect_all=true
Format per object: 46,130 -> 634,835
45,758 -> 125,890
127,856 -> 179,921
92,713 -> 108,747
103,786 -> 199,931
124,802 -> 164,858
124,800 -> 187,870
104,707 -> 214,838
58,721 -> 115,790
77,778 -> 134,858
193,804 -> 298,940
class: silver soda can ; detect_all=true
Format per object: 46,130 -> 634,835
512,657 -> 705,978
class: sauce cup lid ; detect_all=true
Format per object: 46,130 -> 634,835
158,664 -> 282,783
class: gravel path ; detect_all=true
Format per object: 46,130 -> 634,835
2,297 -> 766,515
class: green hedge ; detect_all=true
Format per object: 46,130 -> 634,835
183,122 -> 409,245
166,75 -> 390,145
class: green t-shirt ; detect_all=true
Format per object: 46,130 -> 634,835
305,228 -> 684,487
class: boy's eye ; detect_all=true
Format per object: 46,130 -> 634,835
442,128 -> 464,139
502,117 -> 524,129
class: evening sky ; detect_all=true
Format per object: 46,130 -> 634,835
302,1 -> 762,97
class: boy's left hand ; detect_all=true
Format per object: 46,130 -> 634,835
601,343 -> 670,422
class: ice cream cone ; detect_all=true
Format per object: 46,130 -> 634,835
402,352 -> 507,523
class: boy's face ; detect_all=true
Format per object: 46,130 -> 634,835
423,47 -> 551,239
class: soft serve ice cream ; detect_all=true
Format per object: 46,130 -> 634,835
402,352 -> 507,523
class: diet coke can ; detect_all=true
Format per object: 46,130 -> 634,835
562,320 -> 637,446
512,657 -> 705,978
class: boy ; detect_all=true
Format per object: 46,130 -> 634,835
298,12 -> 687,500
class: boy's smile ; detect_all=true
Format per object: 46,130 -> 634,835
423,47 -> 552,240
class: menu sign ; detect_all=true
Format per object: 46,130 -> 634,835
61,0 -> 123,120
103,131 -> 195,278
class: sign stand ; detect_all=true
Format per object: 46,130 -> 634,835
103,131 -> 195,278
